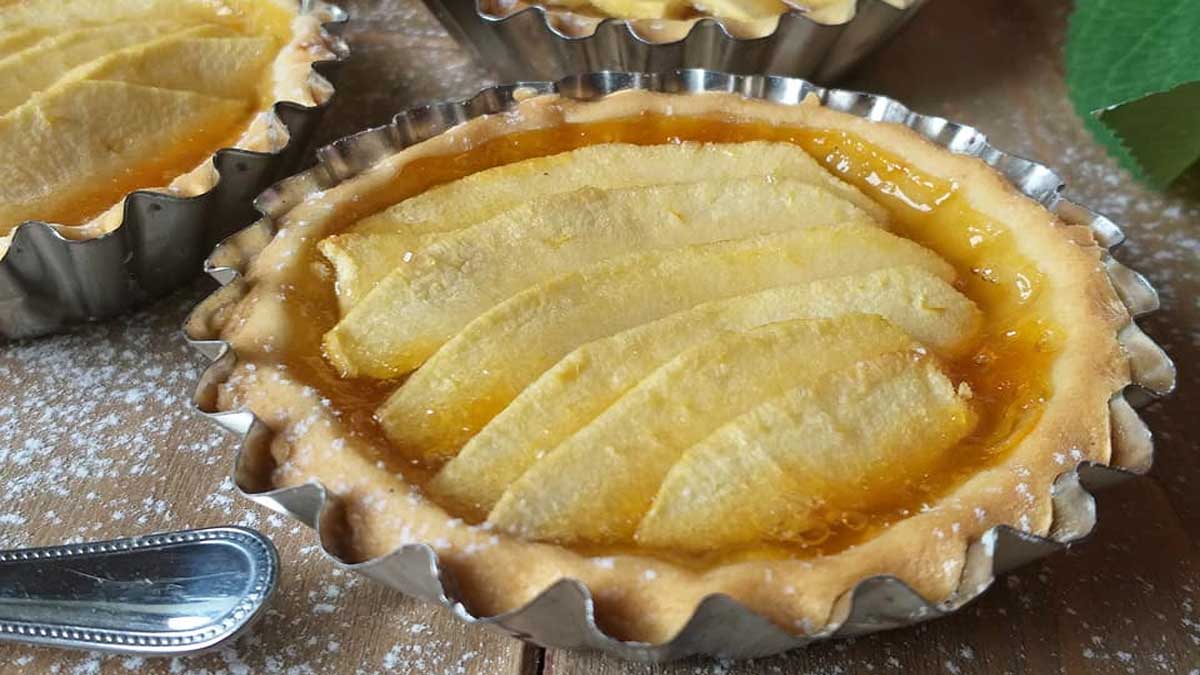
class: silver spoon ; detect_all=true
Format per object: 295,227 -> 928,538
0,527 -> 277,655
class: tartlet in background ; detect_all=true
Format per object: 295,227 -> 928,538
0,0 -> 347,339
186,71 -> 1174,660
422,0 -> 924,81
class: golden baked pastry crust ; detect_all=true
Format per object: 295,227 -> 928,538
0,0 -> 339,258
195,90 -> 1136,643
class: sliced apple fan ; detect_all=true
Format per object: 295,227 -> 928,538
319,142 -> 982,549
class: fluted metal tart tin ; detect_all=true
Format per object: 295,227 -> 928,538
185,70 -> 1176,661
0,1 -> 349,341
423,0 -> 927,82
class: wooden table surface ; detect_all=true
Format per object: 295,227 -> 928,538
2,0 -> 1197,672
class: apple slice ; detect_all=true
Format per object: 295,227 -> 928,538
636,353 -> 977,550
0,22 -> 204,115
430,266 -> 980,518
0,28 -> 51,59
0,80 -> 246,230
79,34 -> 272,100
349,140 -> 888,237
318,231 -> 433,314
322,177 -> 876,360
321,177 -> 875,314
3,0 -> 162,26
485,315 -> 918,543
323,177 -> 877,315
376,224 -> 955,462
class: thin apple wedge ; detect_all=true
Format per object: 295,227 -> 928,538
0,22 -> 201,115
376,226 -> 955,462
429,266 -> 980,519
322,178 -> 876,315
0,80 -> 246,231
1,0 -> 239,30
0,29 -> 51,58
485,315 -> 918,544
349,141 -> 887,236
318,231 -> 434,314
322,177 -> 876,357
79,34 -> 272,99
636,353 -> 977,550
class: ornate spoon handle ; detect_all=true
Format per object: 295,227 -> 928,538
0,527 -> 277,655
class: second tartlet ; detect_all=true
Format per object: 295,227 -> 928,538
0,0 -> 346,338
423,0 -> 926,81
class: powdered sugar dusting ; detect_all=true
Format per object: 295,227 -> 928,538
0,281 -> 528,673
0,287 -> 227,550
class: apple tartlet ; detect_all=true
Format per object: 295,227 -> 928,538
202,89 -> 1145,643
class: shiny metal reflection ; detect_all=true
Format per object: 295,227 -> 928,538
0,527 -> 277,656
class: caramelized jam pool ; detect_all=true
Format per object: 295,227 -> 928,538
287,114 -> 1057,568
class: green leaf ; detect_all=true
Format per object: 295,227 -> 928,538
1066,0 -> 1200,188
1098,81 -> 1200,188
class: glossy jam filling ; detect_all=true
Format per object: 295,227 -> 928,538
287,115 -> 1057,567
